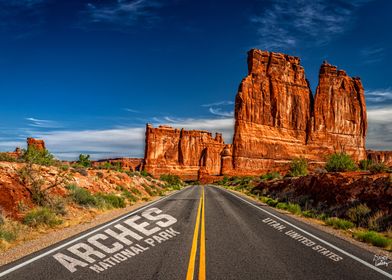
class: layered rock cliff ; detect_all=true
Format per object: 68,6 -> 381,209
232,49 -> 312,174
143,124 -> 226,179
231,49 -> 367,175
27,137 -> 46,151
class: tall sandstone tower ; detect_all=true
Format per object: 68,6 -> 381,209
231,49 -> 367,175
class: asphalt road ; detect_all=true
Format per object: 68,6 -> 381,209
1,185 -> 391,279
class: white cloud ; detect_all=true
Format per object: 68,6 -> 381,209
208,108 -> 234,117
201,100 -> 234,107
25,117 -> 62,128
366,106 -> 392,150
366,89 -> 392,104
252,0 -> 371,50
124,108 -> 140,113
84,0 -> 161,27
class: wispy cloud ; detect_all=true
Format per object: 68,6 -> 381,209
252,0 -> 371,50
201,100 -> 234,107
208,108 -> 234,117
360,46 -> 385,64
124,108 -> 140,113
25,117 -> 62,129
82,0 -> 162,29
366,89 -> 392,106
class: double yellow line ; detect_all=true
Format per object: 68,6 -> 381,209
186,187 -> 206,280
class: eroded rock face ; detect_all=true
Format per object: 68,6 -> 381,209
232,49 -> 312,174
27,138 -> 46,151
367,150 -> 392,167
144,124 -> 225,179
231,49 -> 367,175
307,62 -> 367,160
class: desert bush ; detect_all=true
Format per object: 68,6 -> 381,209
67,185 -> 97,206
144,185 -> 156,196
121,190 -> 138,203
77,154 -> 91,167
140,170 -> 152,177
266,198 -> 279,207
359,159 -> 372,171
302,210 -> 317,218
0,153 -> 17,162
48,197 -> 67,216
367,211 -> 390,232
346,204 -> 371,227
95,193 -> 126,209
130,188 -> 142,196
23,208 -> 62,227
287,158 -> 308,177
160,174 -> 183,187
369,162 -> 388,173
325,153 -> 357,172
0,228 -> 17,242
325,217 -> 355,230
74,167 -> 88,176
353,231 -> 392,248
21,146 -> 55,166
260,172 -> 282,181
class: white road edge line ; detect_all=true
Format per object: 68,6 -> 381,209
0,185 -> 193,278
219,186 -> 392,280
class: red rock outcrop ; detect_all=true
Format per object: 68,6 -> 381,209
143,124 -> 225,180
307,62 -> 367,160
92,158 -> 144,171
27,137 -> 46,151
232,49 -> 312,175
367,150 -> 392,167
231,49 -> 367,175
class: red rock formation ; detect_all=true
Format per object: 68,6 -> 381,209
92,158 -> 144,171
232,49 -> 312,175
367,150 -> 392,167
307,62 -> 367,161
27,137 -> 46,151
144,124 -> 225,180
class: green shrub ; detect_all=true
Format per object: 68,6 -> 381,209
286,203 -> 302,215
353,231 -> 392,248
0,228 -> 17,242
140,170 -> 152,177
23,208 -> 62,227
276,202 -> 288,210
266,198 -> 278,207
260,172 -> 282,181
367,211 -> 389,232
369,162 -> 388,173
160,174 -> 183,187
21,146 -> 55,166
95,193 -> 126,209
68,185 -> 97,206
359,159 -> 372,171
49,197 -> 67,216
0,153 -> 17,162
287,158 -> 308,177
144,185 -> 156,196
346,204 -> 371,227
325,217 -> 355,230
302,210 -> 317,218
77,154 -> 91,167
130,188 -> 142,196
325,153 -> 357,172
122,190 -> 138,203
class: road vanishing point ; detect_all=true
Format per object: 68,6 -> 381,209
0,185 -> 391,280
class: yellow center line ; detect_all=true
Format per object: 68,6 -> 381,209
186,188 -> 203,280
199,187 -> 206,280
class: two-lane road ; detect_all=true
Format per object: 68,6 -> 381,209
1,186 -> 391,279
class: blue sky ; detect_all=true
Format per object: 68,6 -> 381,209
0,0 -> 391,160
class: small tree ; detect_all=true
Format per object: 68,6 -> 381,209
287,158 -> 308,177
77,154 -> 92,167
21,146 -> 54,166
325,153 -> 357,172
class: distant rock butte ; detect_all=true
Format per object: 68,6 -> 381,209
144,49 -> 386,180
27,137 -> 46,151
143,124 -> 228,180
